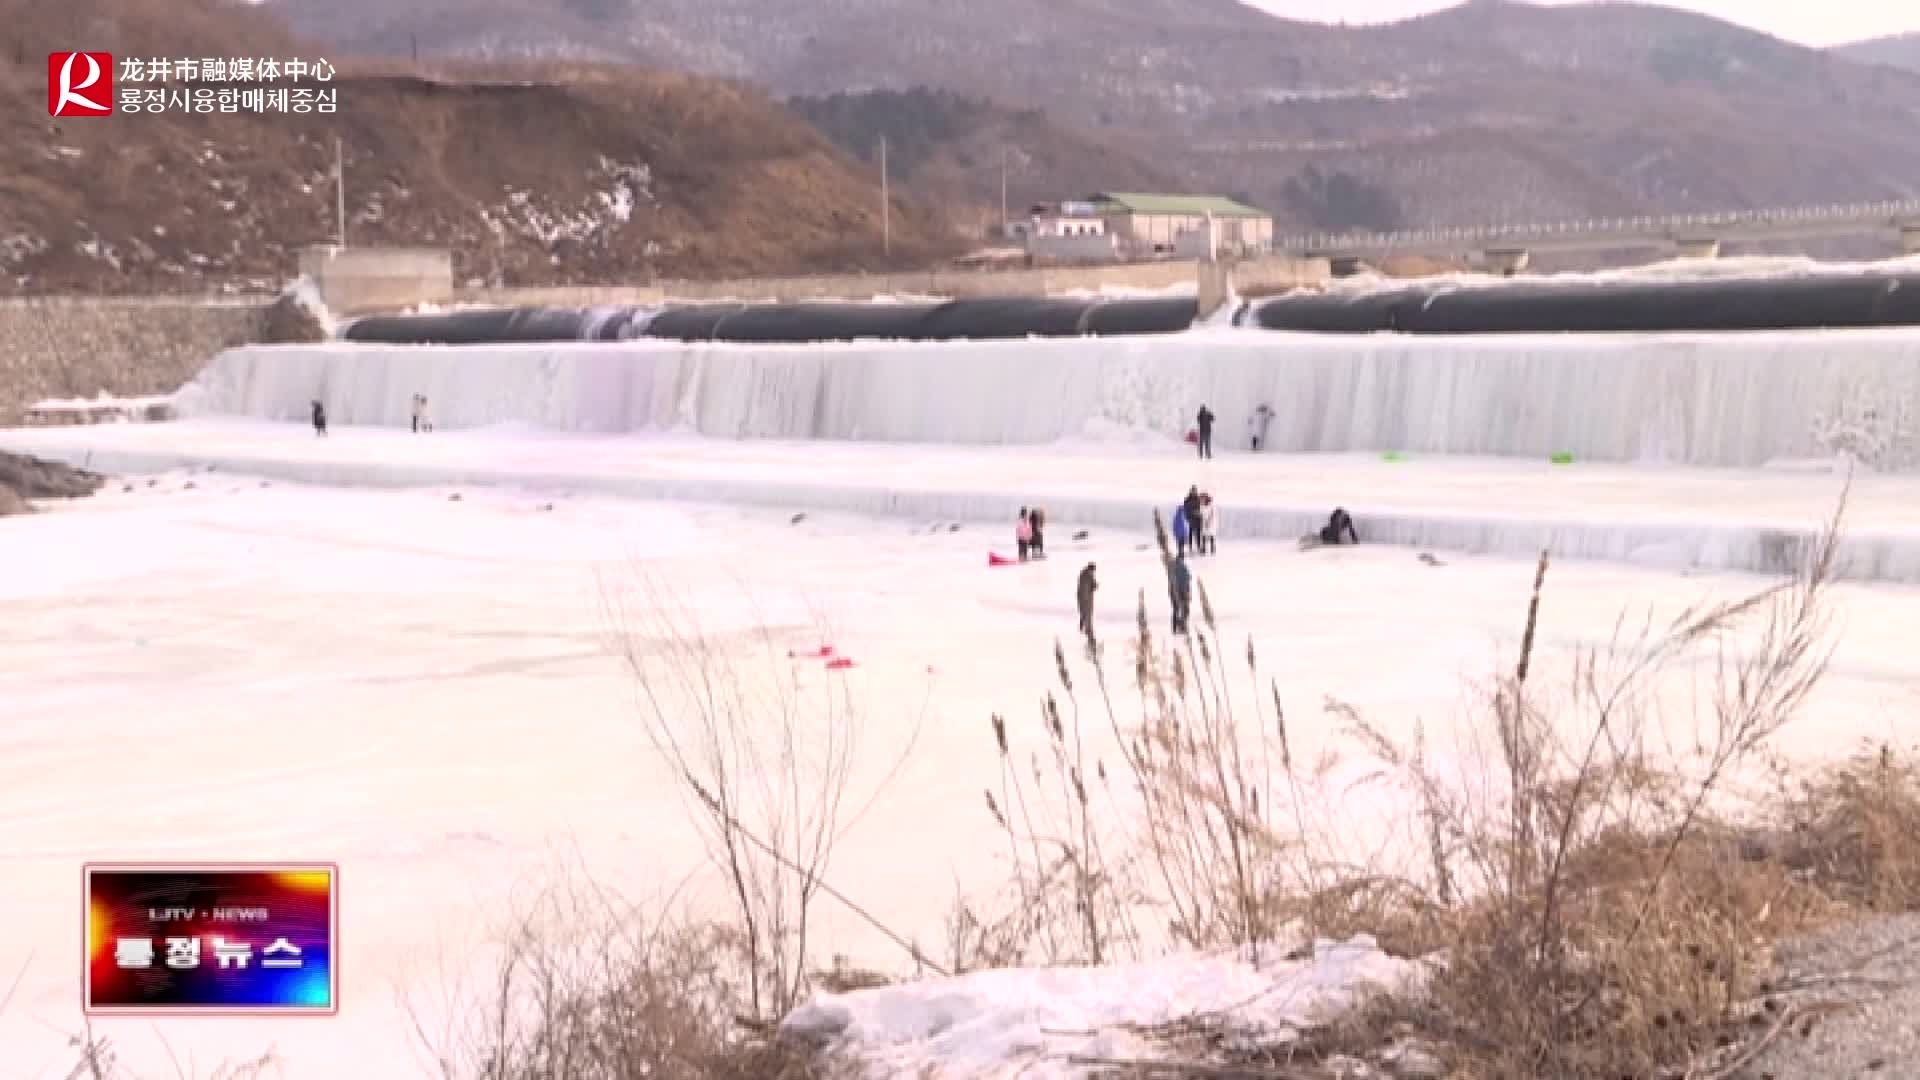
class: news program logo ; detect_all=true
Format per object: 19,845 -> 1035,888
48,52 -> 114,117
84,863 -> 339,1015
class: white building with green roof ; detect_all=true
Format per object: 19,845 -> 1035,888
1086,193 -> 1274,257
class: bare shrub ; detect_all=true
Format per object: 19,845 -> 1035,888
967,497 -> 1881,1078
1335,504 -> 1845,1077
1769,740 -> 1920,912
964,637 -> 1144,969
0,955 -> 278,1080
600,576 -> 932,1021
966,509 -> 1366,966
410,872 -> 828,1080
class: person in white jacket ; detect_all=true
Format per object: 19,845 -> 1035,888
1199,493 -> 1219,555
1247,403 -> 1274,452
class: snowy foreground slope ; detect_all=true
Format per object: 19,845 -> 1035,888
184,326 -> 1920,469
780,938 -> 1424,1079
6,467 -> 1920,1077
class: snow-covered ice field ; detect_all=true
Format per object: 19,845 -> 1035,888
4,448 -> 1920,1076
8,316 -> 1920,1075
5,419 -> 1917,582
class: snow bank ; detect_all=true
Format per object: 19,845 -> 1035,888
28,391 -> 176,412
781,937 -> 1422,1079
1054,280 -> 1199,300
183,327 -> 1920,469
5,424 -> 1914,582
281,274 -> 337,338
1322,253 -> 1920,297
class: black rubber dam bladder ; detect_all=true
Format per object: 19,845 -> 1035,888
1252,272 -> 1920,334
340,297 -> 1201,344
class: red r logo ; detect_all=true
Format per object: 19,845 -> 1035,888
49,52 -> 115,117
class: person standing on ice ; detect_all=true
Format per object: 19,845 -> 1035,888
1016,508 -> 1035,562
1166,553 -> 1193,635
1247,403 -> 1273,452
411,393 -> 434,433
1181,486 -> 1204,555
1029,506 -> 1048,560
310,400 -> 328,437
1195,404 -> 1216,459
1171,498 -> 1193,557
1199,492 -> 1218,555
1076,562 -> 1098,640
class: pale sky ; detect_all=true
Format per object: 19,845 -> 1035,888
1241,0 -> 1920,49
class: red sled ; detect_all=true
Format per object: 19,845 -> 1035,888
824,657 -> 855,670
988,552 -> 1018,567
1184,429 -> 1199,444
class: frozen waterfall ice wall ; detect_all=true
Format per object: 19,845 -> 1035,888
183,329 -> 1920,468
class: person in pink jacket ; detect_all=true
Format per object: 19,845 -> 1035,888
1016,508 -> 1035,562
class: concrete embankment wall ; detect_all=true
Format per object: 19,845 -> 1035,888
0,297 -> 269,425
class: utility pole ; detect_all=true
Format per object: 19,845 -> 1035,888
334,136 -> 347,248
1000,147 -> 1009,240
880,135 -> 890,256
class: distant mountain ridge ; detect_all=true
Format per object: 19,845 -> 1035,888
270,0 -> 1920,232
1836,32 -> 1920,74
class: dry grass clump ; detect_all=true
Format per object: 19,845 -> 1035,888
1352,518 -> 1840,1078
953,510 -> 1425,974
421,576 -> 938,1080
1768,742 -> 1920,912
961,495 -> 1920,1078
600,578 -> 934,1019
0,957 -> 278,1080
412,875 -> 836,1080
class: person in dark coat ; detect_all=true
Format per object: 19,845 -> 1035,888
1167,553 -> 1193,635
1318,507 -> 1359,546
310,400 -> 328,437
1076,562 -> 1098,639
1181,486 -> 1204,555
1195,405 -> 1215,459
1029,506 -> 1047,559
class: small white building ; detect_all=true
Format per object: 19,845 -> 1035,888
1086,193 -> 1274,258
1012,202 -> 1116,259
1013,202 -> 1108,238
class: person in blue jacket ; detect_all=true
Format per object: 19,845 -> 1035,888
1167,553 -> 1193,635
1170,500 -> 1192,557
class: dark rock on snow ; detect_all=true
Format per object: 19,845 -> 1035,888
0,451 -> 105,500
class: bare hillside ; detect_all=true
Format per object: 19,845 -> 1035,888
2,0 -> 957,294
784,88 -> 1185,230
